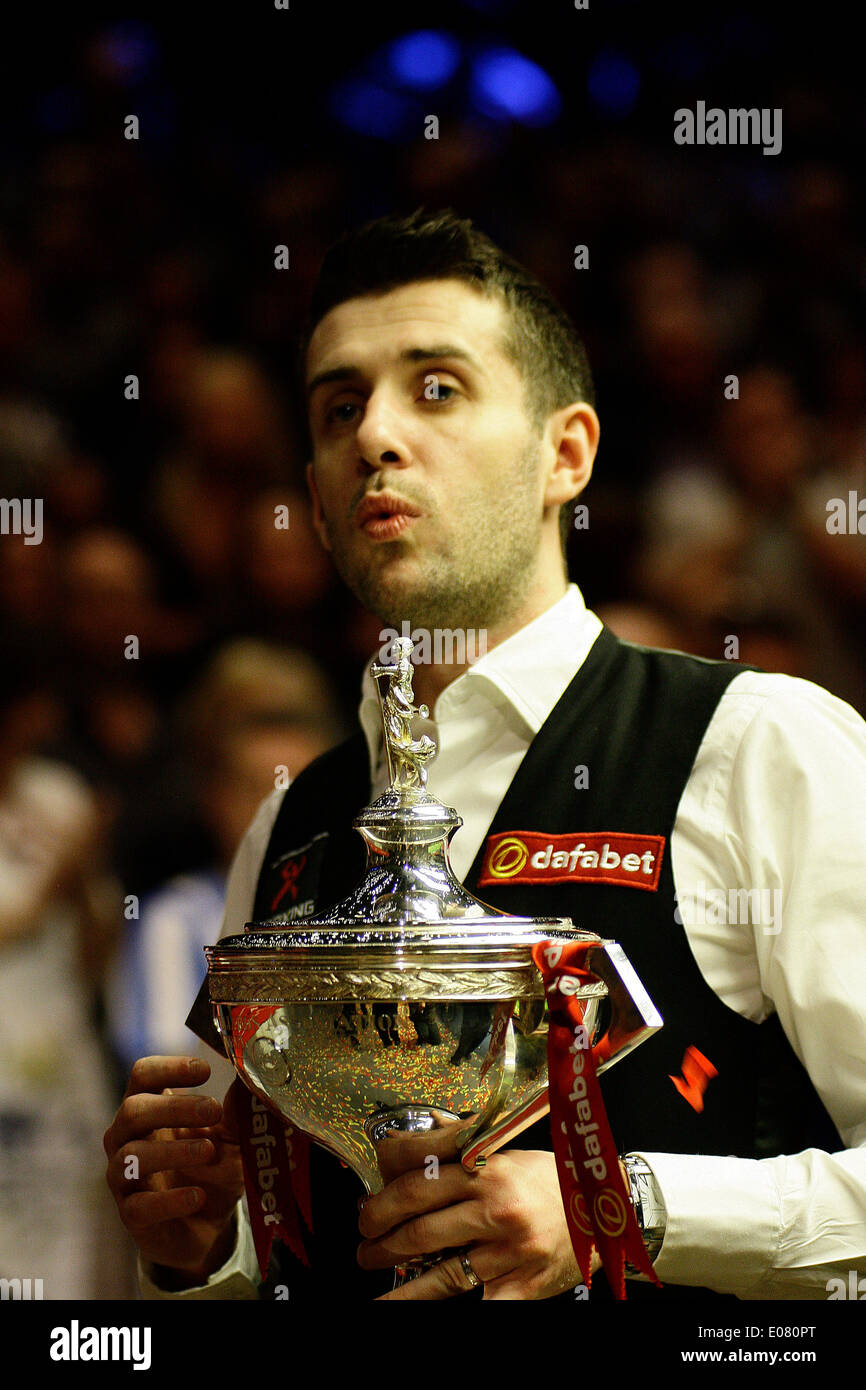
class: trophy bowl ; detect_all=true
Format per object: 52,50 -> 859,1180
206,914 -> 659,1194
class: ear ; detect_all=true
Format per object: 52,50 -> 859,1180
542,402 -> 600,510
305,461 -> 332,553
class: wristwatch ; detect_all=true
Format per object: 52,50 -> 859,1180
622,1154 -> 667,1271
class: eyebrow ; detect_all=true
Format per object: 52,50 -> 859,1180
306,345 -> 483,400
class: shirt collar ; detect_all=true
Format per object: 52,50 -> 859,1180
358,584 -> 603,781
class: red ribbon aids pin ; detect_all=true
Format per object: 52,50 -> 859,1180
669,1045 -> 717,1113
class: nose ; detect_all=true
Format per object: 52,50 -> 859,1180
355,390 -> 411,471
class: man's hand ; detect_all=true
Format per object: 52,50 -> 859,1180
104,1056 -> 244,1285
357,1149 -> 590,1300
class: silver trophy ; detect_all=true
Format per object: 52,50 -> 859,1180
205,637 -> 662,1283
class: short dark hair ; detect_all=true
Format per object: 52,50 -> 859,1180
298,208 -> 595,553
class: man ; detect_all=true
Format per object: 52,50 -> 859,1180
105,209 -> 866,1301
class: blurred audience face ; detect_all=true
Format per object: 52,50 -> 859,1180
595,603 -> 686,650
0,531 -> 57,629
239,488 -> 335,613
180,351 -> 289,483
626,243 -> 718,400
719,366 -> 811,505
144,319 -> 205,421
180,638 -> 347,863
0,691 -> 65,776
205,723 -> 332,863
48,452 -> 110,530
61,528 -> 157,663
87,685 -> 161,765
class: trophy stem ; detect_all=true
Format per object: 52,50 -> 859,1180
365,1105 -> 472,1293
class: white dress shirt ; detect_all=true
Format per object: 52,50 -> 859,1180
142,584 -> 866,1300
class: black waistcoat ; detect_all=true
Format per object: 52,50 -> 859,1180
247,626 -> 840,1301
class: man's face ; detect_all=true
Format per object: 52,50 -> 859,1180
304,278 -> 553,632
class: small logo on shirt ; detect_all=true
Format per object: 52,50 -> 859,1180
479,831 -> 665,891
267,832 -> 329,917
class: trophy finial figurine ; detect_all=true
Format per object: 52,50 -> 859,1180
370,635 -> 436,793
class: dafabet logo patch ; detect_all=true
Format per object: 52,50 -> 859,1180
479,831 -> 665,892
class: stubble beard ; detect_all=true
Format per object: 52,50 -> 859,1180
324,437 -> 545,635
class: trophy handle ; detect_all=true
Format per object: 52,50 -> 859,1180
459,1091 -> 551,1171
459,945 -> 663,1172
449,1016 -> 518,1161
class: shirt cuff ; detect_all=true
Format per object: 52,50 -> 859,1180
632,1151 -> 778,1297
138,1200 -> 262,1300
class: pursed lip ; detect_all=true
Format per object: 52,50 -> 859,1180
354,492 -> 423,528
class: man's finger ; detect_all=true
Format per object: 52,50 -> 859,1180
106,1093 -> 222,1154
119,1184 -> 206,1232
123,1056 -> 211,1100
373,1113 -> 470,1183
358,1162 -> 478,1240
375,1251 -> 493,1301
106,1137 -> 216,1195
358,1199 -> 488,1267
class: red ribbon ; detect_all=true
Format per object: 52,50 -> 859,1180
480,1002 -> 513,1081
531,939 -> 661,1299
231,1006 -> 313,1278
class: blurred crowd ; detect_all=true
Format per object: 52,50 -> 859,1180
1,21 -> 864,1297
